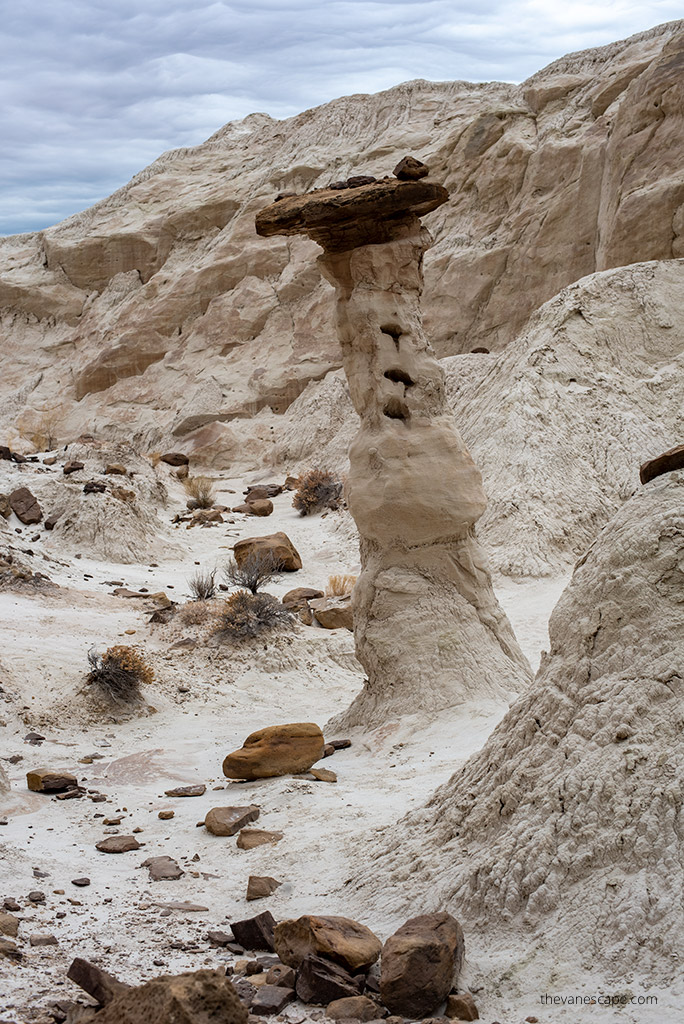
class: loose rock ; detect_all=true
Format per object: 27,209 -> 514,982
223,724 -> 324,780
96,835 -> 141,854
380,912 -> 465,1018
142,856 -> 185,881
247,876 -> 282,901
9,487 -> 42,524
237,829 -> 284,850
250,984 -> 295,1015
230,911 -> 277,952
26,769 -> 78,792
295,954 -> 362,1004
164,784 -> 206,797
274,915 -> 381,972
205,804 -> 260,837
326,995 -> 381,1021
445,992 -> 479,1020
233,533 -> 302,572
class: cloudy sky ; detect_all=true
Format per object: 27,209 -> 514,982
1,0 -> 680,236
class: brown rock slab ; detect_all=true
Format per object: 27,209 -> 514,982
446,993 -> 479,1020
309,595 -> 353,630
0,912 -> 19,937
308,768 -> 337,783
244,484 -> 282,500
105,463 -> 127,475
207,930 -> 233,947
9,487 -> 42,524
380,912 -> 465,1018
256,178 -> 448,253
250,984 -> 295,1015
155,901 -> 209,912
223,723 -> 324,780
142,856 -> 184,881
96,835 -> 141,854
164,784 -> 206,797
233,533 -> 302,572
0,937 -> 23,960
393,155 -> 430,181
0,493 -> 11,519
205,804 -> 260,837
71,877 -> 90,887
247,498 -> 274,517
247,876 -> 282,901
281,587 -> 324,613
67,957 -> 131,1006
63,460 -> 84,475
264,964 -> 296,987
230,911 -> 277,951
237,829 -> 284,850
26,769 -> 78,792
295,954 -> 361,1005
30,933 -> 59,946
274,915 -> 381,972
160,452 -> 189,467
640,443 -> 684,484
327,995 -> 381,1021
158,809 -> 175,820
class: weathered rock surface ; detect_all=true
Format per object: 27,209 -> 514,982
230,911 -> 277,951
250,984 -> 295,1015
26,769 -> 78,792
1,24 -> 682,467
281,587 -> 324,613
80,968 -> 248,1024
204,804 -> 260,836
247,876 -> 282,901
233,533 -> 302,572
274,915 -> 381,972
327,995 -> 381,1020
223,724 -> 324,780
309,595 -> 353,631
142,856 -> 184,881
237,829 -> 284,850
640,442 -> 684,484
380,913 -> 464,1018
358,472 -> 684,986
445,993 -> 479,1020
9,487 -> 42,524
295,954 -> 362,1004
95,835 -> 141,854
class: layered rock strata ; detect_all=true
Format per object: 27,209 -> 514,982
257,175 -> 531,723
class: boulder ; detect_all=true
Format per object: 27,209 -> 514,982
310,595 -> 353,630
233,533 -> 302,572
446,993 -> 479,1020
229,911 -> 277,951
237,829 -> 284,850
327,995 -> 381,1021
274,915 -> 381,972
205,804 -> 260,837
63,460 -> 84,474
393,155 -> 430,181
9,487 -> 42,524
247,876 -> 282,901
0,913 -> 19,938
295,955 -> 361,1005
223,723 -> 325,780
0,494 -> 12,519
380,913 -> 465,1018
244,484 -> 283,500
95,835 -> 142,854
160,452 -> 189,467
247,499 -> 273,517
81,968 -> 247,1024
26,769 -> 78,792
264,964 -> 296,987
250,984 -> 295,1015
105,463 -> 127,475
281,587 -> 324,613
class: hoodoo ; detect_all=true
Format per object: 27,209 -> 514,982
256,166 -> 531,725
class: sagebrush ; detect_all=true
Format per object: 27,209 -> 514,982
326,573 -> 357,597
223,551 -> 281,594
292,467 -> 343,515
188,568 -> 217,600
183,475 -> 216,509
214,590 -> 293,641
86,645 -> 154,703
178,599 -> 223,626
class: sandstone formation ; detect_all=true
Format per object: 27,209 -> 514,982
0,24 -> 682,468
357,472 -> 684,985
26,769 -> 78,792
222,723 -> 325,779
273,914 -> 381,972
640,442 -> 684,484
274,259 -> 684,576
257,174 -> 531,722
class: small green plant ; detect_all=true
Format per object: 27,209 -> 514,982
292,467 -> 342,516
183,475 -> 216,509
188,568 -> 217,601
214,590 -> 293,641
86,645 -> 154,703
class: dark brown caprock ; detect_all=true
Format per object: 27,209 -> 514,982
639,443 -> 684,484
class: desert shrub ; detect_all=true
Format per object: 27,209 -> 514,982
86,645 -> 154,704
188,568 -> 217,601
292,467 -> 342,516
18,402 -> 67,452
178,599 -> 223,626
326,573 -> 357,597
214,590 -> 293,641
183,475 -> 216,509
223,551 -> 281,595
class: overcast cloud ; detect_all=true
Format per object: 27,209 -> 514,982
1,0 -> 681,235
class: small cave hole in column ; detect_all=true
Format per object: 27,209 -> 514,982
380,324 -> 402,348
383,397 -> 410,420
384,367 -> 414,387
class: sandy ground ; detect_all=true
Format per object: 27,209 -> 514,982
1,460 -> 666,1023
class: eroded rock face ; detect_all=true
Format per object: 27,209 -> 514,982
92,968 -> 248,1024
233,533 -> 302,572
223,723 -> 324,779
0,24 -> 681,467
355,472 -> 684,985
